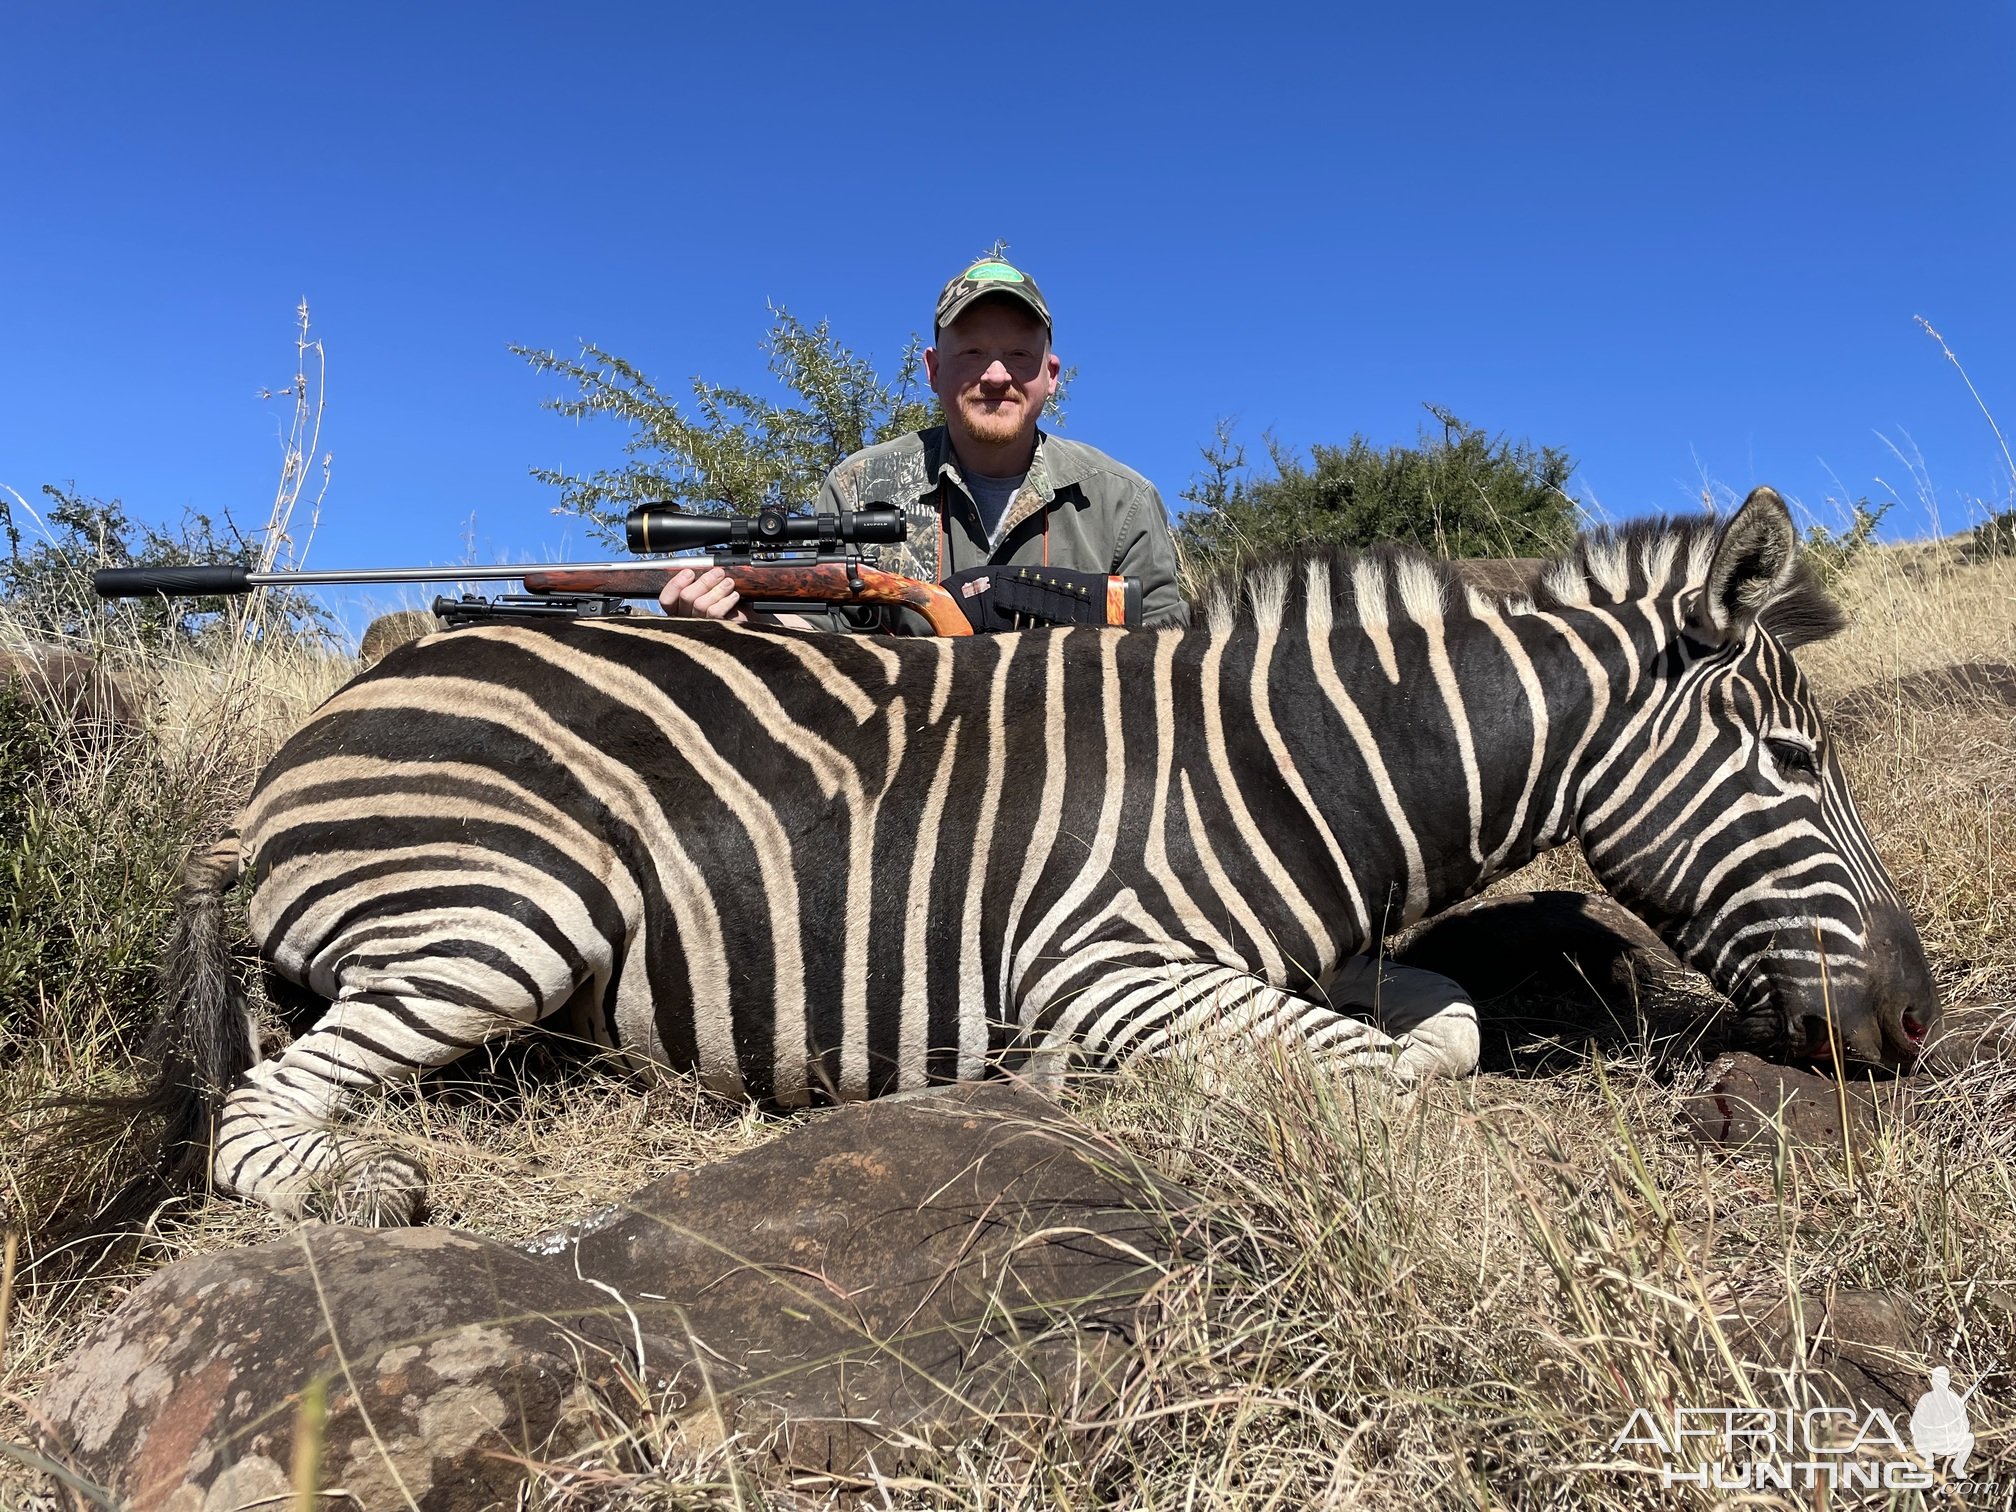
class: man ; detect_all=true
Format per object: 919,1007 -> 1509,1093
661,257 -> 1190,629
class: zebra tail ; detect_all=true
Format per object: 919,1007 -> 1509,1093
31,837 -> 253,1278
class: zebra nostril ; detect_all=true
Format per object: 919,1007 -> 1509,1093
1902,1013 -> 1929,1045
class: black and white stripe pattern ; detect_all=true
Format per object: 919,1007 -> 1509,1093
197,487 -> 1931,1221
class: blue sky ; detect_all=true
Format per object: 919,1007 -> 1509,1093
4,3 -> 2012,628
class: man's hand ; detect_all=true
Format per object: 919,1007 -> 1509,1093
659,565 -> 745,620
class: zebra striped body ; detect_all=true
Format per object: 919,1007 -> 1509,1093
239,607 -> 1454,1110
129,490 -> 1936,1224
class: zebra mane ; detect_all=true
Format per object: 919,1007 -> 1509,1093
1194,543 -> 1513,636
1192,514 -> 1846,648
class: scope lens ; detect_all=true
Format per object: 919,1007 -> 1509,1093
625,506 -> 739,554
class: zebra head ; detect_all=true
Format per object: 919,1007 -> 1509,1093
1562,488 -> 1937,1070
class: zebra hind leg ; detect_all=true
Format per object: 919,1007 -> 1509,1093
214,971 -> 564,1224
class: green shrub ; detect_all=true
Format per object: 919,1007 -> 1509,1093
517,309 -> 941,544
0,682 -> 57,828
0,485 -> 327,648
1800,497 -> 1891,584
1177,407 -> 1582,581
0,697 -> 193,1061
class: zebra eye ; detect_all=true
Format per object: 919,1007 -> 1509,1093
1765,737 -> 1819,779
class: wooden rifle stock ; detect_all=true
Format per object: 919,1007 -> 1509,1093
519,562 -> 975,637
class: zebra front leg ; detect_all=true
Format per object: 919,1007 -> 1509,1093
214,970 -> 567,1224
1035,962 -> 1390,1078
1322,956 -> 1480,1081
1038,960 -> 1476,1084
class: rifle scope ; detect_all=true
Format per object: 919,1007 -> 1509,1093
625,502 -> 904,555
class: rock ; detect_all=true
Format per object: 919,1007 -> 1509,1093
37,1086 -> 1205,1505
359,609 -> 442,665
1394,890 -> 1684,1021
1827,659 -> 2016,743
557,1083 -> 1202,1473
1679,1051 -> 1924,1156
0,643 -> 137,732
35,1226 -> 638,1512
1719,1287 -> 1928,1413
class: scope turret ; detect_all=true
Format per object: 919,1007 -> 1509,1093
625,502 -> 904,556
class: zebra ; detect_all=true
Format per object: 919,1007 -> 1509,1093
57,486 -> 1937,1231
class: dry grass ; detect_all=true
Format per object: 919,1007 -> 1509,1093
1800,549 -> 2016,1006
2,542 -> 2013,1510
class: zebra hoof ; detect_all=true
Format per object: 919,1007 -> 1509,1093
1333,1044 -> 1412,1079
1391,1042 -> 1480,1084
317,1154 -> 428,1227
1389,1007 -> 1482,1084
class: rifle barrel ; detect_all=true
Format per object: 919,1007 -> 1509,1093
92,557 -> 782,599
89,553 -> 981,638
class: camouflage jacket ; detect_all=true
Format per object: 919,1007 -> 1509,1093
813,426 -> 1190,629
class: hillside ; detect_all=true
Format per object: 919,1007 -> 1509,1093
2,539 -> 2011,1509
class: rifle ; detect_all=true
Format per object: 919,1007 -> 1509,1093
91,502 -> 1142,636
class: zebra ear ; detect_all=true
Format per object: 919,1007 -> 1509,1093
1694,487 -> 1798,643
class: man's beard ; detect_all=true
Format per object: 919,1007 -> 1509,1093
954,394 -> 1028,447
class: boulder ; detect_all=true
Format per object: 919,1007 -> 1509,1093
554,1084 -> 1202,1473
1718,1287 -> 1928,1414
36,1227 -> 637,1512
1661,1056 -> 2007,1161
1679,1051 -> 1923,1156
1393,890 -> 1680,1015
564,1080 -> 1193,1475
36,1085 -> 1205,1507
0,643 -> 137,731
1392,892 -> 1693,1071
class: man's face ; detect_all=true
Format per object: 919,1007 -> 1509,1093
925,301 -> 1060,457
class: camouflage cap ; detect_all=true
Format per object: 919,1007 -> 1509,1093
934,258 -> 1052,337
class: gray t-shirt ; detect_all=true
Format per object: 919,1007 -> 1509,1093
966,470 -> 1027,547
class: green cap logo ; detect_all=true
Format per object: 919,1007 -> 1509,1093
936,258 -> 1051,333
